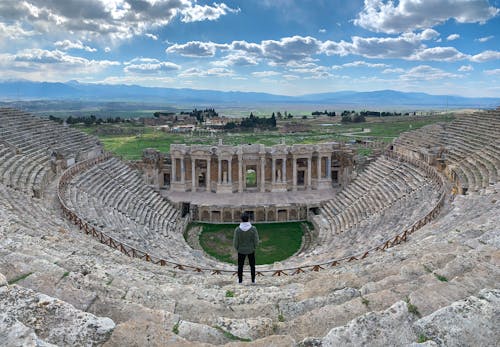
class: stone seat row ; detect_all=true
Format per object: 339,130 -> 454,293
0,108 -> 102,196
319,155 -> 431,234
309,183 -> 440,263
63,183 -> 219,267
0,143 -> 51,197
78,158 -> 179,222
447,140 -> 499,192
392,111 -> 500,194
57,156 -> 223,266
0,108 -> 99,157
67,158 -> 179,235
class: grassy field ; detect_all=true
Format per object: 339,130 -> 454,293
196,222 -> 304,265
74,114 -> 454,159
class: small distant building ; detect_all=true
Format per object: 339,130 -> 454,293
172,124 -> 196,133
204,117 -> 229,129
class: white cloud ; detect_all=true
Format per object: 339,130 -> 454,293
476,35 -> 494,42
123,58 -> 180,74
484,68 -> 500,75
355,0 -> 499,33
145,33 -> 158,41
252,71 -> 280,77
382,68 -> 405,74
179,67 -> 234,78
168,36 -> 322,65
446,34 -> 460,41
0,0 -> 238,44
341,60 -> 390,68
261,36 -> 322,64
401,65 -> 461,81
13,49 -> 118,67
166,41 -> 228,57
104,47 -> 111,53
180,3 -> 240,23
0,22 -> 37,42
54,40 -> 97,52
344,34 -> 424,59
470,50 -> 500,62
318,28 -> 326,33
458,64 -> 473,72
417,29 -> 440,41
212,53 -> 258,67
321,40 -> 351,56
229,41 -> 263,55
0,48 -> 119,81
288,64 -> 333,79
410,46 -> 468,61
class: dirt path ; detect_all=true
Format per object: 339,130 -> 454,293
340,128 -> 372,137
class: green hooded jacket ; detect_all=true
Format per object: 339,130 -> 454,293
233,222 -> 259,255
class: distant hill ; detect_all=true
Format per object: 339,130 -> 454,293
0,80 -> 497,108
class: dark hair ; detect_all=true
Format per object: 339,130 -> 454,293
241,212 -> 249,222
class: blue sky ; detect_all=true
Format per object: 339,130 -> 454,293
0,0 -> 499,97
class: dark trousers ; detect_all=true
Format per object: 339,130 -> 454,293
237,252 -> 255,283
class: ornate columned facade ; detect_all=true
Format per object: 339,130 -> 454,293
150,142 -> 352,193
140,142 -> 354,222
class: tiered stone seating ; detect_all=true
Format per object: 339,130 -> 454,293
61,156 -> 221,267
0,107 -> 499,345
392,123 -> 445,160
1,165 -> 498,345
443,112 -> 500,192
317,155 -> 434,233
393,110 -> 500,194
309,154 -> 442,267
0,108 -> 101,197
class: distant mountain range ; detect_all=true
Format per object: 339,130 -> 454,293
0,80 -> 498,108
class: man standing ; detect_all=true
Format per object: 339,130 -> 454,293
233,212 -> 259,284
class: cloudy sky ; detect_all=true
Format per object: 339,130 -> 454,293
0,0 -> 499,97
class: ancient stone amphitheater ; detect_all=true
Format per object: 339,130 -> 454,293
1,107 -> 499,346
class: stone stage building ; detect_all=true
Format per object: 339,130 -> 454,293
140,142 -> 354,223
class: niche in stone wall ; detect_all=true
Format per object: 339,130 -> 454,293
223,210 -> 232,222
246,167 -> 257,187
212,211 -> 221,222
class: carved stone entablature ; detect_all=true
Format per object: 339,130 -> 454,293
241,144 -> 265,153
291,144 -> 314,157
315,143 -> 335,154
171,144 -> 188,157
215,145 -> 236,158
270,144 -> 288,155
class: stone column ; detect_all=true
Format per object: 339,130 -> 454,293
218,158 -> 222,184
238,155 -> 243,192
307,157 -> 312,189
206,157 -> 211,192
180,157 -> 185,184
260,156 -> 266,192
271,158 -> 276,184
191,158 -> 196,191
317,155 -> 322,179
228,158 -> 232,184
282,158 -> 287,185
327,156 -> 331,179
292,156 -> 297,191
171,156 -> 177,182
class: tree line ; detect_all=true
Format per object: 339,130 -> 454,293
48,115 -> 128,125
224,112 -> 277,130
